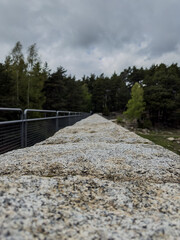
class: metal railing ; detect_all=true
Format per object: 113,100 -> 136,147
0,108 -> 90,154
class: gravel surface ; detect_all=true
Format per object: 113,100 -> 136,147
0,114 -> 180,239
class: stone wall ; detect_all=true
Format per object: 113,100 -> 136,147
0,114 -> 179,239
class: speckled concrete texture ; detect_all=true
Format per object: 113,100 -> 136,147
0,114 -> 180,239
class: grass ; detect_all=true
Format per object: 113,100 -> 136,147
115,114 -> 180,155
136,131 -> 180,155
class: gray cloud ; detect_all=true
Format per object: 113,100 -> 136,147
0,0 -> 180,78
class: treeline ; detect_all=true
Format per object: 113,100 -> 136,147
0,42 -> 180,127
82,65 -> 180,127
0,42 -> 91,112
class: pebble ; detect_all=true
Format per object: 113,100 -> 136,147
167,137 -> 175,141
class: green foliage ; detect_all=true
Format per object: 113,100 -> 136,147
137,132 -> 180,155
0,41 -> 180,129
143,63 -> 180,127
116,116 -> 123,124
43,68 -> 92,112
0,41 -> 48,110
102,105 -> 110,116
4,41 -> 27,107
123,83 -> 145,121
110,72 -> 130,111
80,84 -> 92,112
142,118 -> 153,129
0,63 -> 15,107
27,43 -> 46,109
91,74 -> 108,112
43,67 -> 67,110
86,72 -> 130,113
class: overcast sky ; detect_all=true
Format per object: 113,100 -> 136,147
0,0 -> 180,78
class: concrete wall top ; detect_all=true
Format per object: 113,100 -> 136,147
0,114 -> 179,239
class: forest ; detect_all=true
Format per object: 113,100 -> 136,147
0,42 -> 180,128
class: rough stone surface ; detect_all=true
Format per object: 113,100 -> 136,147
167,137 -> 175,141
0,114 -> 179,240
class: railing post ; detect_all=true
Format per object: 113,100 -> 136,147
23,109 -> 28,147
0,108 -> 89,154
20,111 -> 24,148
56,111 -> 59,131
68,112 -> 71,126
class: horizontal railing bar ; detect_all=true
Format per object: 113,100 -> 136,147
0,123 -> 21,127
0,107 -> 23,112
0,107 -> 90,154
0,139 -> 21,145
0,134 -> 21,140
0,139 -> 21,144
0,134 -> 21,138
0,142 -> 20,148
0,120 -> 23,125
57,111 -> 82,115
0,130 -> 21,135
25,115 -> 79,122
0,131 -> 21,136
0,128 -> 21,131
0,107 -> 87,115
57,111 -> 70,114
24,109 -> 57,114
0,127 -> 21,132
0,115 -> 78,125
25,116 -> 57,122
0,142 -> 21,147
0,140 -> 21,145
0,145 -> 21,151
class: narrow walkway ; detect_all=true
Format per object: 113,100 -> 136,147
0,114 -> 179,239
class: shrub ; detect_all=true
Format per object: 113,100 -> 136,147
117,116 -> 123,124
142,119 -> 153,129
102,105 -> 110,116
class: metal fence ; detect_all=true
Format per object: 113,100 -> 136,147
0,108 -> 90,154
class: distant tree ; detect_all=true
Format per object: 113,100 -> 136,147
80,83 -> 92,112
27,43 -> 38,108
143,63 -> 180,126
4,41 -> 27,107
82,74 -> 96,95
0,63 -> 15,107
43,67 -> 92,112
2,41 -> 47,109
128,66 -> 145,87
64,76 -> 83,111
110,72 -> 130,112
123,82 -> 145,121
43,66 -> 67,110
1,41 -> 180,127
91,74 -> 108,112
26,44 -> 47,109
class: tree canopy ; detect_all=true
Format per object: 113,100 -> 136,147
123,82 -> 145,121
0,41 -> 180,127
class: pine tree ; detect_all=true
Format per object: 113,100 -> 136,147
43,67 -> 67,110
5,41 -> 27,107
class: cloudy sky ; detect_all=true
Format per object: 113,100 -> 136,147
0,0 -> 180,78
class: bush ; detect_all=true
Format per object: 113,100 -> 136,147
142,119 -> 153,129
117,116 -> 123,124
102,106 -> 110,116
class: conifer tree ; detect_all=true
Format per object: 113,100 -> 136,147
5,41 -> 26,107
